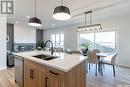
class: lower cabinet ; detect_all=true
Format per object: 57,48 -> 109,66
24,60 -> 65,87
24,63 -> 42,87
24,59 -> 86,87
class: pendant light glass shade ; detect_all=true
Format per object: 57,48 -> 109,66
53,6 -> 71,20
77,24 -> 102,32
29,17 -> 42,27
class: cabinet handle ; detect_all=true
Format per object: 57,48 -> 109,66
30,69 -> 34,79
45,77 -> 48,87
49,71 -> 59,75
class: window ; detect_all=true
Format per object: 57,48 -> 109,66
51,34 -> 55,46
95,31 -> 115,52
50,33 -> 64,48
79,31 -> 116,52
80,33 -> 94,50
56,34 -> 60,47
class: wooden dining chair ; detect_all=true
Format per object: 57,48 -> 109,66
93,49 -> 100,53
101,52 -> 118,76
87,51 -> 99,76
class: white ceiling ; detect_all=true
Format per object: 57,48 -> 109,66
7,0 -> 130,29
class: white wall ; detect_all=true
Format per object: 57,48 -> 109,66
43,14 -> 130,67
0,17 -> 7,70
43,25 -> 78,50
100,14 -> 130,67
14,23 -> 36,43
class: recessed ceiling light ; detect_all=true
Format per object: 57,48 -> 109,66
39,26 -> 42,29
27,16 -> 30,18
52,24 -> 55,26
15,21 -> 19,23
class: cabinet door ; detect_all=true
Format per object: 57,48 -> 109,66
41,69 -> 47,87
24,63 -> 42,87
47,70 -> 65,87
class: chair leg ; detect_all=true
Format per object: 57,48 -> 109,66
95,64 -> 97,76
86,64 -> 88,73
101,63 -> 103,76
103,64 -> 105,69
113,65 -> 115,77
89,63 -> 90,70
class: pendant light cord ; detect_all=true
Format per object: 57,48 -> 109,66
61,0 -> 63,6
35,0 -> 36,16
85,11 -> 92,26
85,12 -> 87,27
87,11 -> 92,26
90,11 -> 92,25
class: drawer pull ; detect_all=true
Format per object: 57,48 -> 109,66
49,71 -> 59,75
45,77 -> 48,87
30,69 -> 34,79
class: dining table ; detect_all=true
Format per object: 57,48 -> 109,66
96,53 -> 108,57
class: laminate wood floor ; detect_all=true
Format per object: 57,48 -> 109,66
86,65 -> 130,87
0,65 -> 130,87
0,68 -> 19,87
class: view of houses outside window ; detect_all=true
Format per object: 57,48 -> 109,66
79,31 -> 116,52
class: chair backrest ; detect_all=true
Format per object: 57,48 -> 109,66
111,52 -> 118,64
87,51 -> 98,64
93,49 -> 100,53
87,51 -> 92,61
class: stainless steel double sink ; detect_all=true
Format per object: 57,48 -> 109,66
32,54 -> 59,61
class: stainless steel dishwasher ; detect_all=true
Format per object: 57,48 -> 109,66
15,56 -> 23,87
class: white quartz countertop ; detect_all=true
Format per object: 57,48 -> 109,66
13,51 -> 87,72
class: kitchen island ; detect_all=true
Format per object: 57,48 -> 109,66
14,51 -> 87,87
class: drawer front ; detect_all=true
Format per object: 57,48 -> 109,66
47,67 -> 65,78
24,59 -> 46,71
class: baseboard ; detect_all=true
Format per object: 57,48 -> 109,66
0,66 -> 7,70
115,64 -> 130,69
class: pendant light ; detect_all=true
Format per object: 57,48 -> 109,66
53,0 -> 71,21
77,11 -> 102,32
28,0 -> 42,27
